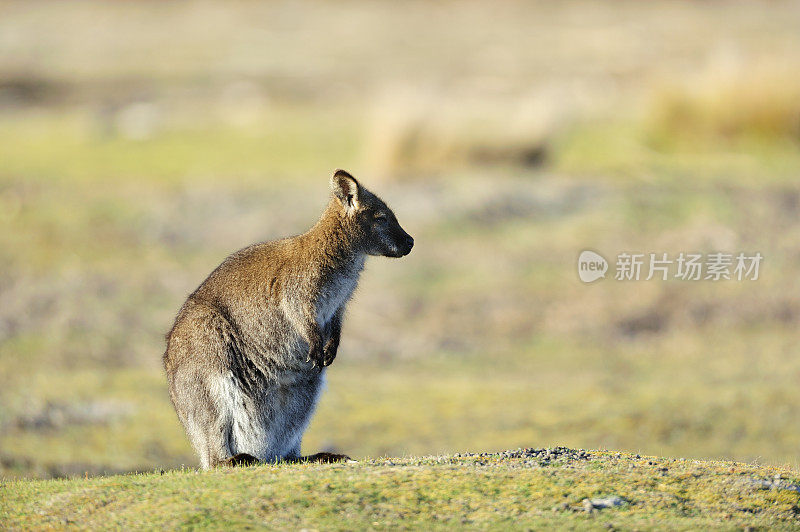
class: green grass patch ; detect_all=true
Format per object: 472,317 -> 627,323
0,107 -> 360,185
2,451 -> 798,530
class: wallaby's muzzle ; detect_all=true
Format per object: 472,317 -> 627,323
399,234 -> 414,256
385,227 -> 413,258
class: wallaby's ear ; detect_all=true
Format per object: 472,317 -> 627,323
330,169 -> 360,209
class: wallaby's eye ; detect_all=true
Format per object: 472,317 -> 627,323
375,212 -> 388,223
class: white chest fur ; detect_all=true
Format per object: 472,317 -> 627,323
316,258 -> 363,327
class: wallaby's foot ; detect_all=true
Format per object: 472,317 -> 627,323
225,453 -> 260,467
301,452 -> 354,463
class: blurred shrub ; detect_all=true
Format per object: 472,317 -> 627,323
363,89 -> 557,179
647,64 -> 800,148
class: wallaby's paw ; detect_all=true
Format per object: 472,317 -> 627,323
322,339 -> 338,367
307,337 -> 325,371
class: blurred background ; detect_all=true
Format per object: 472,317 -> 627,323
1,0 -> 799,479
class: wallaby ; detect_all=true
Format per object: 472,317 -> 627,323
163,170 -> 413,469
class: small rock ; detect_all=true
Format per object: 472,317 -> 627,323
585,496 -> 626,511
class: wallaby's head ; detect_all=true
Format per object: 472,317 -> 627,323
330,169 -> 414,258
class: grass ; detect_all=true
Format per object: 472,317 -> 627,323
4,325 -> 800,479
552,119 -> 800,184
3,450 -> 799,530
0,107 -> 361,184
552,62 -> 800,184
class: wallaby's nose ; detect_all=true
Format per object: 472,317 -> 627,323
405,235 -> 414,252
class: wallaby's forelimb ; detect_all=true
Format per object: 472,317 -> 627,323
286,301 -> 326,370
322,308 -> 343,367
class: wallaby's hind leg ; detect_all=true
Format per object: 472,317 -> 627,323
165,307 -> 238,470
307,452 -> 354,463
286,452 -> 354,464
169,366 -> 233,469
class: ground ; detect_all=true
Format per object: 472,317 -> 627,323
3,449 -> 799,530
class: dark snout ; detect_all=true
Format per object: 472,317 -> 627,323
389,230 -> 414,258
400,233 -> 414,256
